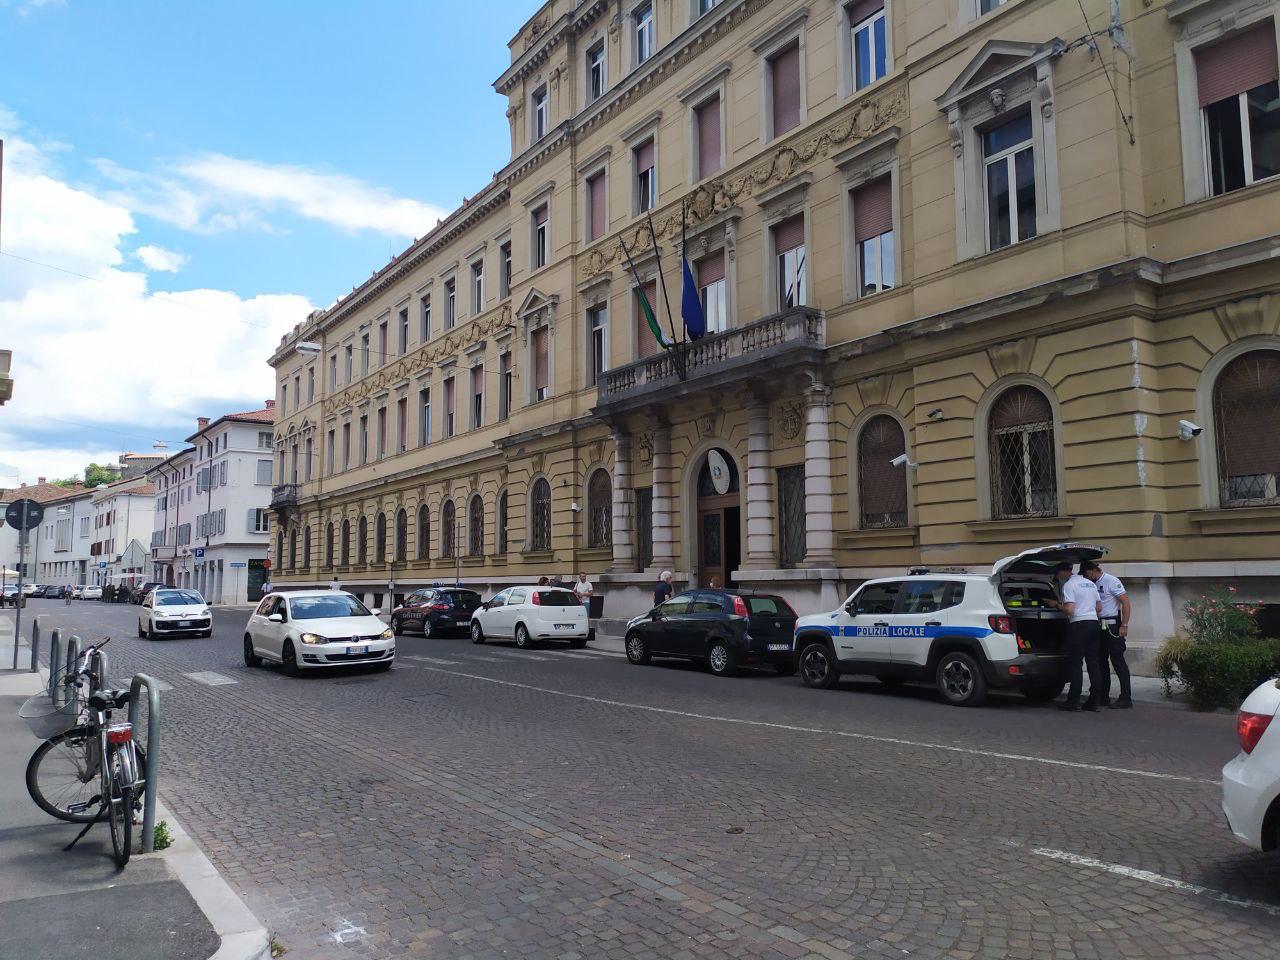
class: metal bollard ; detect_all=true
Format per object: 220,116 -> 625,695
29,618 -> 40,674
59,635 -> 83,710
46,628 -> 63,701
88,648 -> 109,693
128,674 -> 160,854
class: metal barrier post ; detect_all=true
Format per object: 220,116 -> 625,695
128,674 -> 160,854
58,635 -> 82,710
29,618 -> 40,673
88,649 -> 109,693
46,628 -> 63,700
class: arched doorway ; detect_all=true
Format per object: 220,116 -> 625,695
696,448 -> 740,588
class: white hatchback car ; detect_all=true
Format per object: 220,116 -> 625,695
81,585 -> 102,600
1222,676 -> 1280,852
138,588 -> 212,639
243,590 -> 395,675
470,585 -> 589,649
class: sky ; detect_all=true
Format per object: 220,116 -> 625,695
0,0 -> 534,486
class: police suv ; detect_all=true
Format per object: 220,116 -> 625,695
792,543 -> 1106,707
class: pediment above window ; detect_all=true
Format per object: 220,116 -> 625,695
518,287 -> 559,327
935,38 -> 1065,114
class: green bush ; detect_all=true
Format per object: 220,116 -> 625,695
1154,635 -> 1193,698
1184,586 -> 1261,646
152,820 -> 173,851
1176,638 -> 1280,710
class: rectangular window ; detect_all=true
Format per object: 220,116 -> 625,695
358,415 -> 368,465
252,508 -> 270,534
769,42 -> 802,138
398,308 -> 409,354
361,333 -> 370,374
980,0 -> 1008,13
634,2 -> 654,65
397,397 -> 407,453
376,406 -> 387,459
588,44 -> 606,102
532,327 -> 550,401
293,375 -> 300,409
328,353 -> 337,390
378,321 -> 388,366
327,429 -> 335,475
850,1 -> 887,91
589,304 -> 609,384
258,431 -> 272,449
777,464 -> 807,568
697,252 -> 727,333
1197,22 -> 1280,196
281,382 -> 287,413
470,363 -> 484,429
587,171 -> 607,241
256,459 -> 272,485
773,214 -> 807,308
853,176 -> 894,296
344,343 -> 354,381
303,439 -> 312,481
306,367 -> 315,402
635,281 -> 661,358
444,279 -> 456,328
499,351 -> 513,420
532,86 -> 548,140
532,205 -> 549,268
471,260 -> 484,314
635,487 -> 653,570
419,388 -> 431,446
983,108 -> 1036,251
444,377 -> 456,437
342,423 -> 351,470
500,242 -> 513,296
699,0 -> 719,13
420,294 -> 431,341
634,138 -> 656,213
695,96 -> 722,180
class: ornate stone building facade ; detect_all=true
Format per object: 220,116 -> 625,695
269,0 -> 1280,656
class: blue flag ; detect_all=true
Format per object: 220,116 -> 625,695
680,251 -> 706,341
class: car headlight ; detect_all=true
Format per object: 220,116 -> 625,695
380,628 -> 394,641
299,632 -> 327,645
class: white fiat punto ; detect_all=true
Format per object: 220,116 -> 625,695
243,590 -> 394,676
470,585 -> 589,649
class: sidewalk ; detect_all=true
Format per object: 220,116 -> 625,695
0,619 -> 270,960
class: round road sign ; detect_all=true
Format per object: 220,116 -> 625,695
5,498 -> 44,531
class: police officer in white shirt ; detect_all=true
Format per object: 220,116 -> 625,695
1094,563 -> 1132,709
1059,562 -> 1104,712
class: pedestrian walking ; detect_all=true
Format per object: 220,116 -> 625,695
573,572 -> 593,611
653,570 -> 674,607
537,576 -> 549,586
1059,563 -> 1104,712
261,578 -> 273,595
1093,562 -> 1133,709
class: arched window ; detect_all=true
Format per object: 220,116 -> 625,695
375,512 -> 387,563
989,385 -> 1057,519
357,516 -> 368,564
468,495 -> 484,556
1214,350 -> 1280,505
587,469 -> 612,548
325,522 -> 334,568
441,500 -> 456,558
302,525 -> 311,568
497,491 -> 508,554
857,415 -> 907,529
395,509 -> 408,562
530,478 -> 552,552
340,519 -> 350,566
417,505 -> 430,561
288,527 -> 297,568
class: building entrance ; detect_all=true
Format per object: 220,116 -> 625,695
696,449 -> 741,588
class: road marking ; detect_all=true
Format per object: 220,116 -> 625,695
402,655 -> 460,665
409,667 -> 1216,785
545,650 -> 597,660
1030,847 -> 1280,916
151,678 -> 174,691
183,671 -> 237,686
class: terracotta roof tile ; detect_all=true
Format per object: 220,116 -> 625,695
0,481 -> 89,504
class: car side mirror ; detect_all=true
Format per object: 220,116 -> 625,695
370,608 -> 381,617
649,609 -> 661,621
481,601 -> 491,610
267,613 -> 284,623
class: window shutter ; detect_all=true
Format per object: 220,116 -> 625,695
533,328 -> 550,389
854,177 -> 893,242
848,0 -> 883,25
247,509 -> 256,533
1195,21 -> 1279,108
445,378 -> 456,415
635,138 -> 655,172
471,364 -> 483,396
770,43 -> 802,135
773,214 -> 805,253
636,282 -> 660,357
858,415 -> 907,527
588,174 -> 607,240
697,251 -> 725,285
696,97 -> 721,179
533,205 -> 548,226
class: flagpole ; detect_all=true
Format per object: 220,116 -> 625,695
645,213 -> 681,348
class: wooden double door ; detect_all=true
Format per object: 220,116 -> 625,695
697,494 -> 741,589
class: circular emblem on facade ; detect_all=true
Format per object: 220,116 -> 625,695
707,449 -> 732,495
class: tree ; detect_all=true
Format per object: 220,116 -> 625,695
49,462 -> 118,489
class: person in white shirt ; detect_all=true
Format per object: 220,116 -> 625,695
573,572 -> 593,612
1094,564 -> 1132,709
1059,563 -> 1103,712
328,577 -> 341,592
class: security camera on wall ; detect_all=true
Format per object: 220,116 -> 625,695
890,454 -> 916,468
1178,420 -> 1203,441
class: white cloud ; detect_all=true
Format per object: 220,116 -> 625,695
135,244 -> 188,273
15,0 -> 66,16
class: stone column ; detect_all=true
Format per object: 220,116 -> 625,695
610,429 -> 635,572
803,381 -> 837,568
741,396 -> 777,569
649,419 -> 678,571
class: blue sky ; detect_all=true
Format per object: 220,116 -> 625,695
0,0 -> 536,484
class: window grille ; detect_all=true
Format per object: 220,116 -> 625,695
989,386 -> 1057,519
1214,350 -> 1280,505
777,465 -> 807,567
858,415 -> 908,528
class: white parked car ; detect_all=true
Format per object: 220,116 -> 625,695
470,585 -> 589,649
138,588 -> 212,639
1222,676 -> 1280,852
243,590 -> 394,676
81,585 -> 102,600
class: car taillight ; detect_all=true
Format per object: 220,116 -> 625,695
430,602 -> 450,611
1016,635 -> 1032,652
988,615 -> 1014,634
106,723 -> 133,745
732,595 -> 748,617
1237,710 -> 1273,754
531,592 -> 542,606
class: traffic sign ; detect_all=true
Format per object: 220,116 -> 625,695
193,547 -> 205,559
263,558 -> 272,570
5,498 -> 43,531
229,561 -> 247,568
97,561 -> 106,569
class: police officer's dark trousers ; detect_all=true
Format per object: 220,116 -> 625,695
1098,618 -> 1132,702
1065,619 -> 1103,706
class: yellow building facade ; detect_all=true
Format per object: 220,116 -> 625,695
269,0 -> 1280,658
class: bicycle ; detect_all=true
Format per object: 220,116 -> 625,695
20,638 -> 146,869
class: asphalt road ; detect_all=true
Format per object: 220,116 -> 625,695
22,598 -> 1280,960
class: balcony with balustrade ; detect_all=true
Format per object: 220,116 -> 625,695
270,484 -> 300,510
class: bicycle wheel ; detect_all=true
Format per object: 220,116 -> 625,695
26,726 -> 102,823
105,746 -> 132,869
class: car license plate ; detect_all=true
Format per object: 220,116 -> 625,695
767,643 -> 790,652
178,620 -> 191,627
556,623 -> 574,630
347,645 -> 369,655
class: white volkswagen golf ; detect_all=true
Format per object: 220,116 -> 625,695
243,590 -> 395,676
470,585 -> 589,649
1222,676 -> 1280,852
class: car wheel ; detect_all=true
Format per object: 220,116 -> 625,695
1022,681 -> 1065,704
282,641 -> 301,678
773,663 -> 797,677
421,619 -> 433,639
146,621 -> 157,641
390,616 -> 402,635
136,620 -> 145,639
243,636 -> 262,668
514,624 -> 533,649
799,642 -> 840,689
470,621 -> 485,644
569,637 -> 588,649
625,633 -> 651,665
707,641 -> 736,677
936,651 -> 988,707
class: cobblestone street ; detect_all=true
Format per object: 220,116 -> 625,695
27,599 -> 1280,960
